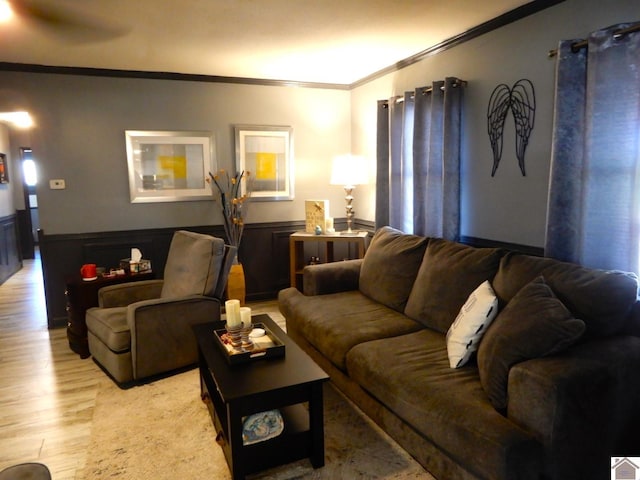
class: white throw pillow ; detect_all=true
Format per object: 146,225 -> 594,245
446,280 -> 499,368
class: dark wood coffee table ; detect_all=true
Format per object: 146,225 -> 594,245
193,314 -> 329,480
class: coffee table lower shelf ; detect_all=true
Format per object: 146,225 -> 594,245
201,378 -> 316,475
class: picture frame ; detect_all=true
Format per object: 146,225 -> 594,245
0,153 -> 8,183
234,125 -> 294,201
125,130 -> 215,203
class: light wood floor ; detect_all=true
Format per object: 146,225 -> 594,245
0,253 -> 283,479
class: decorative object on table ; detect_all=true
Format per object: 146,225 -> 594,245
325,216 -> 335,233
80,263 -> 97,281
330,154 -> 368,235
305,199 -> 329,233
119,247 -> 152,274
234,124 -> 294,201
487,79 -> 535,177
208,168 -> 253,305
225,299 -> 243,348
240,306 -> 254,349
214,321 -> 285,365
125,130 -> 215,203
0,153 -> 8,183
242,409 -> 285,446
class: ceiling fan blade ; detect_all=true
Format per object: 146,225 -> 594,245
10,0 -> 130,43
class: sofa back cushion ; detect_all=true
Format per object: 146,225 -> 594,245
404,238 -> 504,333
359,226 -> 429,312
161,230 -> 226,298
477,276 -> 586,410
492,252 -> 639,337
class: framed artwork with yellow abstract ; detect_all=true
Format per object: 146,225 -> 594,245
125,130 -> 214,203
234,125 -> 294,201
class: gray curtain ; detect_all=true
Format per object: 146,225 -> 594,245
545,23 -> 640,273
376,77 -> 464,239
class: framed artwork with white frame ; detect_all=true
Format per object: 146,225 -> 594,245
125,130 -> 215,203
234,125 -> 294,201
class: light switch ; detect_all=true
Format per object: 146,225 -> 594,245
49,179 -> 66,189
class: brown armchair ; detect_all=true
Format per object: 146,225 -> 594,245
86,230 -> 235,385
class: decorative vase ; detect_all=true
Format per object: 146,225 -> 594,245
226,262 -> 246,306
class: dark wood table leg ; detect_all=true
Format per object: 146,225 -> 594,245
309,382 -> 325,468
227,401 -> 245,480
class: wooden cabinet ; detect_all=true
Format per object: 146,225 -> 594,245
289,231 -> 368,290
65,271 -> 154,358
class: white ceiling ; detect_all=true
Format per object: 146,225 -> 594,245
1,0 -> 533,85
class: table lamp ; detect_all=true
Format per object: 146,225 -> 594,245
330,154 -> 368,235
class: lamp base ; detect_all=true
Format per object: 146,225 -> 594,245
339,230 -> 360,236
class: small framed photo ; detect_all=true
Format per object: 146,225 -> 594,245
0,153 -> 8,183
234,125 -> 294,201
305,200 -> 329,233
125,130 -> 215,203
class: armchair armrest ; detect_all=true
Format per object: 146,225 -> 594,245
303,259 -> 362,295
127,295 -> 222,379
98,280 -> 164,308
507,335 -> 640,480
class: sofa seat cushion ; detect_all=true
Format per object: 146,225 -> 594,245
359,226 -> 429,312
492,252 -> 638,337
279,288 -> 422,371
404,238 -> 504,333
86,306 -> 130,353
346,329 -> 542,480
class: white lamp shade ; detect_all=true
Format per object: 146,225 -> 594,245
330,155 -> 368,187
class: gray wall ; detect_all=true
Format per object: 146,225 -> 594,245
1,0 -> 638,248
0,73 -> 351,235
351,0 -> 640,247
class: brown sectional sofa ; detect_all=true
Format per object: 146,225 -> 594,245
278,226 -> 640,480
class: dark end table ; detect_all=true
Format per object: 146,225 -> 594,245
64,270 -> 154,358
193,314 -> 329,480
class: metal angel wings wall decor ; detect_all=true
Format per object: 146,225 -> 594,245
487,79 -> 536,176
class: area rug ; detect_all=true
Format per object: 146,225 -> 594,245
77,369 -> 432,479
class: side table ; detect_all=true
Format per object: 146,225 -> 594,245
289,231 -> 369,290
64,271 -> 154,358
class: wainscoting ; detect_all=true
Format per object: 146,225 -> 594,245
0,214 -> 22,286
39,219 -> 375,329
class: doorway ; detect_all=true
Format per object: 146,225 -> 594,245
18,147 -> 38,259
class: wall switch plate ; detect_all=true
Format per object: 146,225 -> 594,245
50,179 -> 66,189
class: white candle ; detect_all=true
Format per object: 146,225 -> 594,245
240,307 -> 252,328
325,217 -> 334,233
225,299 -> 241,327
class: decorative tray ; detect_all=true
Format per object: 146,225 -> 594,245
213,322 -> 286,365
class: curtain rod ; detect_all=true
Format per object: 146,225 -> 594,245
386,79 -> 467,105
548,23 -> 640,57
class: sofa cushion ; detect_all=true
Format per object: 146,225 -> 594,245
478,276 -> 586,410
161,230 -> 226,298
446,280 -> 499,368
404,238 -> 504,333
85,306 -> 131,353
492,252 -> 638,337
359,226 -> 429,312
278,287 -> 422,371
346,329 -> 542,480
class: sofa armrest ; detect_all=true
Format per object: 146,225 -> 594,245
127,295 -> 221,379
507,335 -> 640,479
303,259 -> 362,295
98,279 -> 164,307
